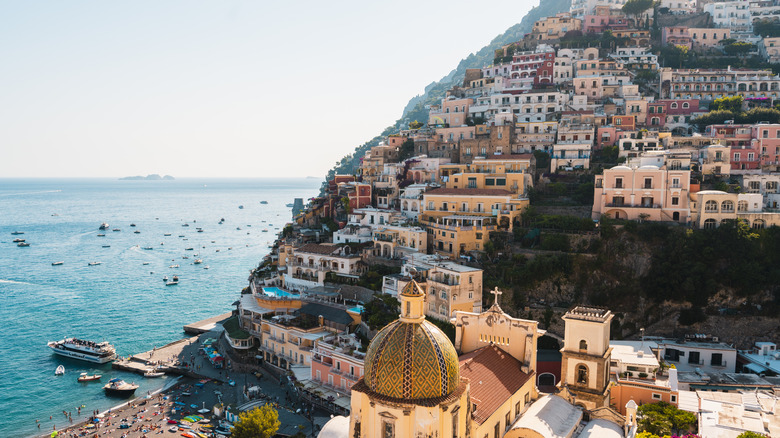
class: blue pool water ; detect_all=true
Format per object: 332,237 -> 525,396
262,286 -> 297,298
0,177 -> 320,437
348,305 -> 364,313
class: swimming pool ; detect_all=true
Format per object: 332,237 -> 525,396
262,287 -> 298,298
348,305 -> 364,313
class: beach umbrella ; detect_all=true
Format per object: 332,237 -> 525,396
50,432 -> 58,437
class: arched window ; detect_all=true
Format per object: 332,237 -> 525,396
577,364 -> 588,385
738,200 -> 748,212
753,219 -> 765,229
705,200 -> 718,212
703,218 -> 717,229
671,102 -> 678,109
579,340 -> 588,351
722,200 -> 734,212
682,102 -> 689,109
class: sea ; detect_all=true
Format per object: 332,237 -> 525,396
0,177 -> 321,438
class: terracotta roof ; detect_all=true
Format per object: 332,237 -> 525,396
425,188 -> 513,197
459,344 -> 533,425
295,243 -> 338,255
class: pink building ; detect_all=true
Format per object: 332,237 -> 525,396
310,334 -> 364,395
751,123 -> 780,168
509,49 -> 556,84
593,157 -> 692,223
704,124 -> 760,171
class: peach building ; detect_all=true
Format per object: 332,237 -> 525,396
428,96 -> 472,127
303,332 -> 365,414
532,13 -> 582,41
593,157 -> 692,222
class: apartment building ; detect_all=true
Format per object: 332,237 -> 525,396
692,190 -> 780,229
656,338 -> 737,373
593,155 -> 692,222
421,188 -> 527,257
552,122 -> 594,171
531,13 -> 582,42
283,243 -> 365,291
750,123 -> 780,169
742,173 -> 780,208
704,0 -> 752,31
660,68 -> 780,102
704,123 -> 761,172
371,224 -> 427,260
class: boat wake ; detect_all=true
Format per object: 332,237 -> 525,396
0,189 -> 62,197
0,279 -> 35,286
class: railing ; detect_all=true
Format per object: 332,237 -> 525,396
711,361 -> 727,368
605,203 -> 662,209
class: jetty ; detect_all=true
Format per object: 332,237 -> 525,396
183,312 -> 232,335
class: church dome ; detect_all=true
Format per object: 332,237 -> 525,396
362,280 -> 460,400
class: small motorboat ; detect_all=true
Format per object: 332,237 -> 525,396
99,223 -> 109,230
134,230 -> 141,234
55,365 -> 65,375
77,372 -> 102,382
197,229 -> 204,233
238,205 -> 244,209
13,238 -> 24,242
143,247 -> 154,250
163,276 -> 169,282
102,245 -> 111,248
52,261 -> 64,266
164,233 -> 172,236
103,378 -> 138,397
112,228 -> 121,232
185,247 -> 194,251
11,231 -> 24,235
130,223 -> 136,227
166,281 -> 179,286
203,266 -> 209,269
97,233 -> 105,237
17,242 -> 30,247
193,259 -> 203,264
260,200 -> 268,204
144,369 -> 165,378
182,223 -> 190,227
179,235 -> 185,238
172,276 -> 179,282
142,262 -> 150,265
236,227 -> 241,230
169,264 -> 179,268
88,262 -> 102,266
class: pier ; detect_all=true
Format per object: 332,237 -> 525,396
183,311 -> 232,334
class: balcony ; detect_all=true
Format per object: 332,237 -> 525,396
606,203 -> 662,209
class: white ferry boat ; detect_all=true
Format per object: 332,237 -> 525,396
47,338 -> 117,364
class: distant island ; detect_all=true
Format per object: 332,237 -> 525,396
119,174 -> 175,181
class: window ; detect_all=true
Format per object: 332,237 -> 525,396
738,200 -> 748,212
577,364 -> 588,385
672,197 -> 679,206
704,200 -> 718,212
615,177 -> 623,188
711,353 -> 723,366
579,340 -> 588,351
644,178 -> 652,189
612,196 -> 624,206
652,393 -> 662,400
494,422 -> 500,438
452,411 -> 459,438
505,411 -> 510,430
515,401 -> 521,418
704,219 -> 717,229
383,421 -> 395,438
688,351 -> 701,365
671,394 -> 678,403
664,348 -> 681,362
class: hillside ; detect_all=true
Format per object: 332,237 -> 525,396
323,0 -> 572,186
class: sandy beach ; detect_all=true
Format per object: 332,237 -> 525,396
41,322 -> 330,438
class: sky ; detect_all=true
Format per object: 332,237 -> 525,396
0,1 -> 534,178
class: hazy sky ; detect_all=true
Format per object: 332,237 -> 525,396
1,1 -> 534,178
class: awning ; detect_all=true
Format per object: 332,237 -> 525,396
743,362 -> 767,374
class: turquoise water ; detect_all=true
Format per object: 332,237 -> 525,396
0,178 -> 320,437
261,286 -> 296,298
348,305 -> 364,313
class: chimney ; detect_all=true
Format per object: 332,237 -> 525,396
668,367 -> 678,392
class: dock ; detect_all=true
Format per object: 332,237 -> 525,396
183,312 -> 232,335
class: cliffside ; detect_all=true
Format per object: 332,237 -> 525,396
323,0 -> 572,185
483,222 -> 780,347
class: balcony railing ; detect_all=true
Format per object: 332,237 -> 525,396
606,203 -> 662,209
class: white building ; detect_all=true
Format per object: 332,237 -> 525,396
610,340 -> 661,379
656,338 -> 737,373
704,1 -> 753,32
740,341 -> 780,375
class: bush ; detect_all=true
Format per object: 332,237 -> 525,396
679,307 -> 707,326
541,234 -> 571,252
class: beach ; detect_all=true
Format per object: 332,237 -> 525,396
45,321 -> 331,438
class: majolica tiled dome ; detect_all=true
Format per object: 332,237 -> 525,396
362,281 -> 460,400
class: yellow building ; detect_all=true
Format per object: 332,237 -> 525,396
421,188 -> 528,257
